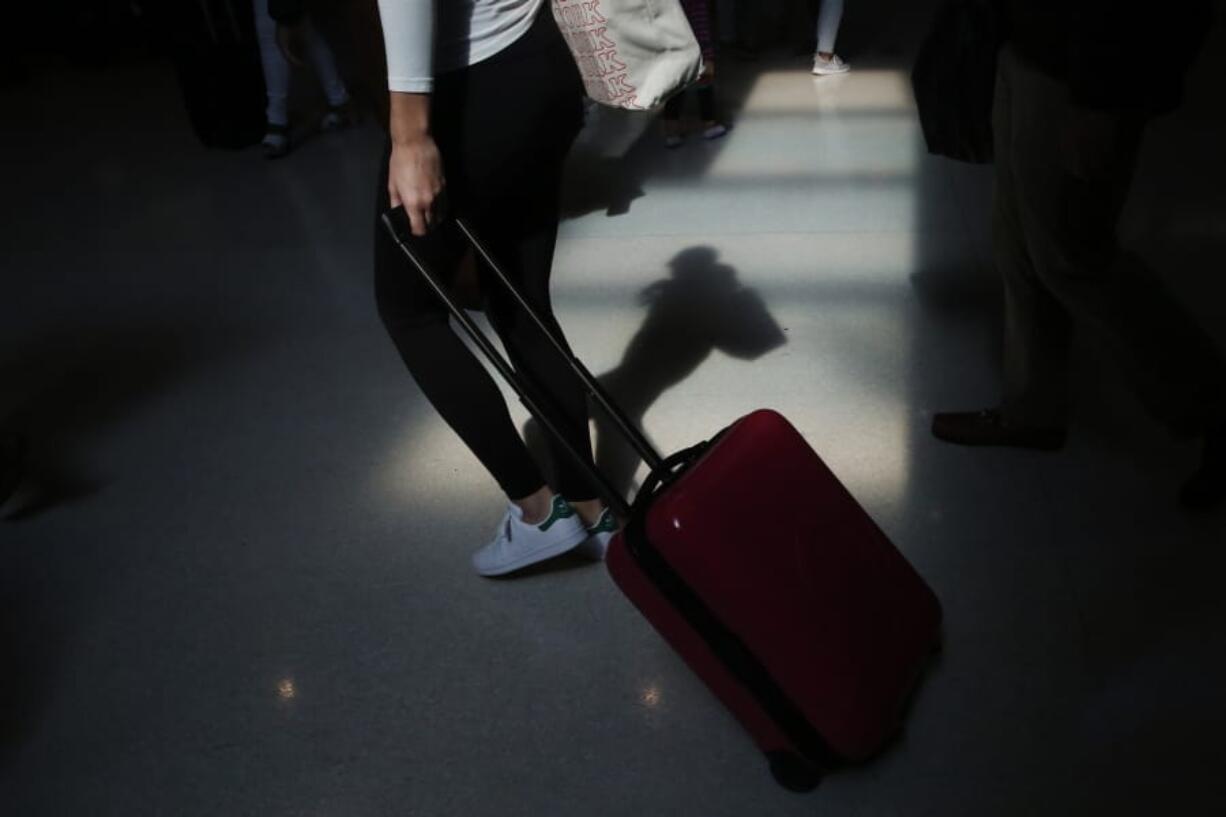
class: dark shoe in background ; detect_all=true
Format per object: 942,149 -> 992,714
320,103 -> 356,132
931,409 -> 1067,451
261,123 -> 292,159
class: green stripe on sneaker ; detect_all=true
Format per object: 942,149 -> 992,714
587,508 -> 617,534
536,495 -> 576,532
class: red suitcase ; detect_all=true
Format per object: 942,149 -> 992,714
382,211 -> 942,792
608,410 -> 943,790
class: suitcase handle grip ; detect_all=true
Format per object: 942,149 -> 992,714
381,208 -> 665,514
632,439 -> 712,513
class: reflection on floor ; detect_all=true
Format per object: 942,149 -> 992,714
2,21 -> 1225,817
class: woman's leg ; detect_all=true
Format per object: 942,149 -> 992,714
301,19 -> 351,109
477,200 -> 602,510
373,163 -> 549,504
816,0 -> 844,57
662,92 -> 685,121
661,92 -> 685,144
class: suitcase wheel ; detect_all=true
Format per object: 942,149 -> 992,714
767,752 -> 822,792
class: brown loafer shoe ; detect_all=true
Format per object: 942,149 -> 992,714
931,409 -> 1066,451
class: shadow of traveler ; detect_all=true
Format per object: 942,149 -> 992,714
592,247 -> 787,495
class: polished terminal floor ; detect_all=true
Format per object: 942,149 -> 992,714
3,10 -> 1226,817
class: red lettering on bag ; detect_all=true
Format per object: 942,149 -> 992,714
592,26 -> 615,51
604,73 -> 635,99
596,49 -> 626,77
554,0 -> 638,106
583,2 -> 607,25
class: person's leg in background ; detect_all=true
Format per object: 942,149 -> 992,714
995,48 -> 1075,434
252,0 -> 292,157
1108,248 -> 1226,507
696,84 -> 727,138
672,0 -> 723,140
1008,51 -> 1226,507
661,92 -> 686,147
933,46 -> 1072,450
936,47 -> 1226,508
299,18 -> 353,130
812,0 -> 848,74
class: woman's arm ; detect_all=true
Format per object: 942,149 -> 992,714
388,93 -> 444,236
377,0 -> 444,236
377,0 -> 435,94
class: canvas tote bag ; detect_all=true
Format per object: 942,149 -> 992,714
551,0 -> 704,110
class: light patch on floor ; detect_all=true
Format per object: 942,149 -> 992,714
383,70 -> 920,514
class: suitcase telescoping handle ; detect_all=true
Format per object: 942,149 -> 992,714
381,208 -> 664,517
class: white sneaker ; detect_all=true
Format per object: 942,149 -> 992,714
812,54 -> 850,75
471,495 -> 588,576
575,507 -> 619,561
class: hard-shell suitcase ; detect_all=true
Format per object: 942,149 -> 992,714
381,210 -> 942,791
607,411 -> 943,790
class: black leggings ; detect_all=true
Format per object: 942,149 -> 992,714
373,12 -> 599,502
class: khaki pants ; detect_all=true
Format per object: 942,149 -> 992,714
993,46 -> 1226,434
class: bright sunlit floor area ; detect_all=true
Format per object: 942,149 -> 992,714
3,18 -> 1226,817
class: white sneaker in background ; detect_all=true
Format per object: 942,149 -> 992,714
471,496 -> 588,576
575,507 -> 619,561
812,54 -> 850,76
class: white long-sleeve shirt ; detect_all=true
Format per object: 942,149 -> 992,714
377,0 -> 545,93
